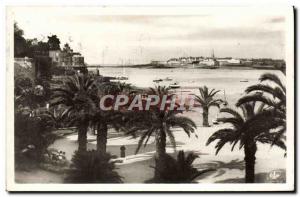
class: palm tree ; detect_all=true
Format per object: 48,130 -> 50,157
147,150 -> 214,183
40,107 -> 68,129
194,86 -> 223,127
236,73 -> 286,145
237,73 -> 285,110
206,102 -> 286,183
124,86 -> 197,178
65,150 -> 123,183
91,111 -> 124,154
91,81 -> 131,154
51,74 -> 98,152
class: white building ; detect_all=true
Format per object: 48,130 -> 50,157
199,58 -> 216,66
217,58 -> 241,66
167,58 -> 180,65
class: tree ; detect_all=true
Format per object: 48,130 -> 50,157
25,38 -> 50,57
124,86 -> 197,178
147,150 -> 214,183
47,35 -> 61,50
65,150 -> 123,183
14,23 -> 28,57
206,102 -> 286,183
91,110 -> 124,154
14,73 -> 57,168
14,23 -> 50,57
63,43 -> 72,53
14,75 -> 49,110
91,81 -> 131,154
236,73 -> 286,146
194,86 -> 223,127
15,111 -> 57,167
51,74 -> 98,152
40,107 -> 68,129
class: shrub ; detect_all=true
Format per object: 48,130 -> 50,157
147,151 -> 214,183
65,150 -> 123,183
14,112 -> 57,169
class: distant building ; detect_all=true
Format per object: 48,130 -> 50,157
240,59 -> 253,66
167,58 -> 180,65
199,58 -> 216,66
72,53 -> 85,66
151,60 -> 167,65
49,50 -> 62,64
48,48 -> 85,67
217,58 -> 241,66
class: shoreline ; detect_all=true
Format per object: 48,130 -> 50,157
88,65 -> 281,71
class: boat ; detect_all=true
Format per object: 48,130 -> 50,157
164,77 -> 173,81
153,79 -> 163,83
240,79 -> 249,82
117,76 -> 128,80
169,82 -> 180,89
110,76 -> 129,82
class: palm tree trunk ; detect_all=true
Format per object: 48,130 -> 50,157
97,122 -> 108,154
155,129 -> 166,157
78,125 -> 87,153
154,128 -> 167,179
203,106 -> 209,127
244,142 -> 257,183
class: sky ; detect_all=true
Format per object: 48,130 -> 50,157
12,7 -> 287,65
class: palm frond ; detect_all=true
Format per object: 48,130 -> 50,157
165,128 -> 176,151
260,73 -> 286,93
206,128 -> 235,146
236,93 -> 276,107
219,108 -> 244,122
246,84 -> 285,101
135,128 -> 154,154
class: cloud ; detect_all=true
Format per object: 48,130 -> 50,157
267,17 -> 285,23
59,15 -> 210,28
155,27 -> 284,42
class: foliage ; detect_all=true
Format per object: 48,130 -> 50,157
35,56 -> 53,80
236,73 -> 286,148
40,107 -> 69,129
194,86 -> 223,126
40,148 -> 70,173
207,102 -> 286,154
63,43 -> 72,52
206,102 -> 286,182
51,74 -> 98,124
123,86 -> 197,155
51,74 -> 98,152
90,80 -> 133,153
194,86 -> 223,108
65,150 -> 123,183
147,151 -> 214,183
47,35 -> 61,50
14,111 -> 57,167
14,23 -> 29,57
14,23 -> 62,57
15,75 -> 50,110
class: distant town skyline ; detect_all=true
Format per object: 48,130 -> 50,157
13,7 -> 286,64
